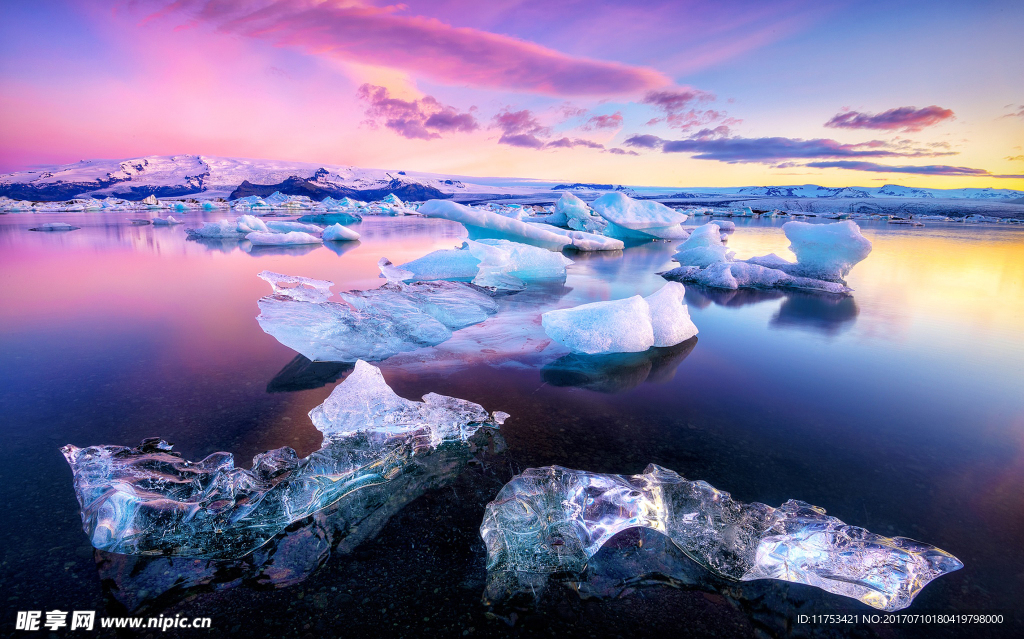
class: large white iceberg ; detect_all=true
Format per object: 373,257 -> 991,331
541,282 -> 697,354
419,200 -> 572,250
246,231 -> 322,246
590,192 -> 689,240
265,220 -> 323,235
186,214 -> 270,238
663,262 -> 850,294
321,223 -> 360,241
747,220 -> 873,282
394,239 -> 574,290
672,222 -> 734,267
256,271 -> 498,361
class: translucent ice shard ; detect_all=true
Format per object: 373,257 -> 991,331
256,270 -> 498,361
770,220 -> 873,282
257,271 -> 334,303
62,361 -> 508,560
541,282 -> 697,354
590,192 -> 689,240
390,239 -> 573,290
481,465 -> 962,611
672,223 -> 734,267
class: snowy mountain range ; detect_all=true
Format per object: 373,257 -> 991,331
1,154 -> 1021,202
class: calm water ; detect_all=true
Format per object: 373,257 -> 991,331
1,211 -> 1022,638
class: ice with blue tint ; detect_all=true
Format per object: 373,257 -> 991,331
527,223 -> 624,251
186,215 -> 270,238
256,270 -> 498,362
418,200 -> 573,250
152,215 -> 183,226
481,465 -> 963,612
672,223 -> 735,267
29,222 -> 80,231
321,223 -> 360,241
246,231 -> 322,246
662,262 -> 851,294
265,220 -> 324,235
391,239 -> 574,290
746,220 -> 873,282
61,361 -> 507,560
590,192 -> 689,240
542,282 -> 697,354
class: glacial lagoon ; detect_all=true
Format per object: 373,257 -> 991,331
1,211 -> 1023,637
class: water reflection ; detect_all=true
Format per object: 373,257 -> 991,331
266,355 -> 355,393
541,338 -> 697,393
324,240 -> 361,257
244,243 -> 322,258
770,292 -> 859,335
684,286 -> 785,309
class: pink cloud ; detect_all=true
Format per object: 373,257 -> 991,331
149,1 -> 668,96
640,88 -> 735,130
358,84 -> 478,140
583,112 -> 624,130
824,106 -> 955,132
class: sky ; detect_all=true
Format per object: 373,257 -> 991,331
0,0 -> 1022,189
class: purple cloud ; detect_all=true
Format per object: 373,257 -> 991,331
583,112 -> 624,130
640,88 -> 734,130
623,134 -> 664,149
608,147 -> 640,156
1001,105 -> 1024,119
492,109 -> 551,147
358,84 -> 477,140
805,161 -> 1024,178
660,134 -> 956,162
154,0 -> 668,95
824,106 -> 955,132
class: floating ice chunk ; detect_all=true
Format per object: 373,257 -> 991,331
321,223 -> 360,241
392,239 -> 573,289
256,272 -> 498,361
297,211 -> 363,225
377,257 -> 415,284
715,220 -> 736,231
29,222 -> 80,231
542,283 -> 697,354
257,271 -> 334,303
61,361 -> 507,559
528,223 -> 624,251
236,214 -> 269,233
672,223 -> 734,267
774,221 -> 872,282
481,464 -> 962,612
266,220 -> 323,235
398,247 -> 482,282
645,282 -> 698,346
246,231 -> 322,246
419,200 -> 572,250
186,219 -> 239,238
151,215 -> 183,225
591,193 -> 688,239
662,262 -> 851,294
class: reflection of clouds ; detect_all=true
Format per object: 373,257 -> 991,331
541,337 -> 697,394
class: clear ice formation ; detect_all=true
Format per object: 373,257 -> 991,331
534,193 -> 609,234
265,220 -> 324,235
590,193 -> 689,240
61,360 -> 508,559
186,214 -> 270,238
541,282 -> 697,354
480,465 -> 963,612
256,270 -> 498,361
664,220 -> 871,292
393,239 -> 574,290
321,223 -> 360,241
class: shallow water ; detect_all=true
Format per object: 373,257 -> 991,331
1,211 -> 1022,637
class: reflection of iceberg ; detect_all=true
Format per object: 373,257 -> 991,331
683,285 -> 786,309
62,361 -> 507,560
243,242 -> 321,257
256,271 -> 498,361
541,337 -> 697,393
266,355 -> 354,393
323,238 -> 360,257
93,424 -> 505,613
770,291 -> 859,335
481,465 -> 962,612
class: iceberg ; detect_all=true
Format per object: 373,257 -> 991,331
672,223 -> 735,267
393,239 -> 573,289
297,211 -> 363,225
151,215 -> 183,225
419,200 -> 572,250
662,262 -> 851,294
528,223 -> 624,251
748,220 -> 872,282
321,223 -> 360,241
29,222 -> 80,231
590,193 -> 689,240
534,193 -> 609,234
186,214 -> 270,239
265,220 -> 324,235
256,270 -> 498,361
481,465 -> 963,612
246,231 -> 322,246
541,282 -> 697,354
62,361 -> 507,560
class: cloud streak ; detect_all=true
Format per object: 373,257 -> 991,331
358,84 -> 477,140
153,0 -> 668,95
824,106 -> 955,132
805,160 -> 1024,178
658,134 -> 955,162
640,88 -> 735,129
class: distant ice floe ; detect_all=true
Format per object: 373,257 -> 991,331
393,239 -> 573,291
664,220 -> 872,293
246,231 -> 322,246
542,282 -> 697,354
29,222 -> 80,231
151,215 -> 182,225
256,269 -> 498,361
61,360 -> 507,559
481,465 -> 963,612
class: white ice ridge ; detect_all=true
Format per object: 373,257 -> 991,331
541,282 -> 697,355
61,360 -> 508,559
419,200 -> 573,250
534,193 -> 609,234
256,270 -> 498,361
246,231 -> 322,246
321,223 -> 360,241
590,192 -> 689,240
152,215 -> 183,225
664,220 -> 871,292
392,239 -> 574,290
481,465 -> 963,612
